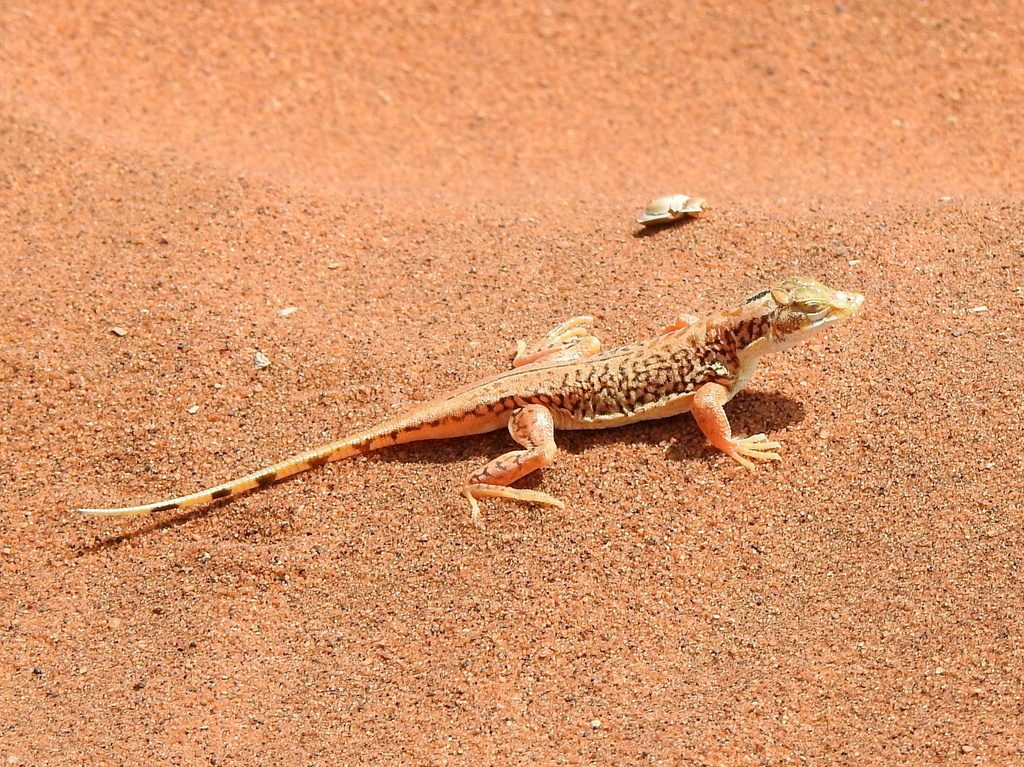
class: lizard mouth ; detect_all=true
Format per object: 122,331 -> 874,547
798,290 -> 865,333
831,290 -> 865,321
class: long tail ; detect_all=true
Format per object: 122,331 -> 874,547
76,410 -> 476,517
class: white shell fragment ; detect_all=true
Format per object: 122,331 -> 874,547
637,194 -> 708,225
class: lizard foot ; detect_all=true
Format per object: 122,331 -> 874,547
513,316 -> 600,367
659,313 -> 700,335
724,434 -> 782,470
463,484 -> 565,527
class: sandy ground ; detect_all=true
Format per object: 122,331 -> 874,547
2,1 -> 1023,764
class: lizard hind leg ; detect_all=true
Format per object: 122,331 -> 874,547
659,313 -> 700,335
463,404 -> 565,525
512,315 -> 601,368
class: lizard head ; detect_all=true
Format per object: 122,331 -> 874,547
742,277 -> 865,353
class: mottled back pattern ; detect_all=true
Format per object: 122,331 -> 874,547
547,311 -> 766,423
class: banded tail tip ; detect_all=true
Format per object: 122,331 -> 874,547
76,502 -> 179,517
77,507 -> 149,517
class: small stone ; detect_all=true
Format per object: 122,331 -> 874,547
254,351 -> 271,369
279,307 -> 298,317
110,327 -> 128,337
187,405 -> 200,414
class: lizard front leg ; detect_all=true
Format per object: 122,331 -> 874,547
691,382 -> 782,470
513,316 -> 601,367
463,404 -> 565,525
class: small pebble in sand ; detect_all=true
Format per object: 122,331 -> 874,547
279,306 -> 298,317
254,351 -> 272,369
110,327 -> 128,337
637,194 -> 708,226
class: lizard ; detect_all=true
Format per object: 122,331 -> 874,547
76,276 -> 864,524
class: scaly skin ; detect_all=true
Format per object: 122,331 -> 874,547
76,277 -> 864,524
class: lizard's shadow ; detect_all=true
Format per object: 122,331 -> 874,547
631,217 -> 700,238
78,502 -> 227,554
387,390 -> 805,463
77,391 -> 803,551
556,390 -> 805,460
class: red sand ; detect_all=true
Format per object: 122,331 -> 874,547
2,1 -> 1023,764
